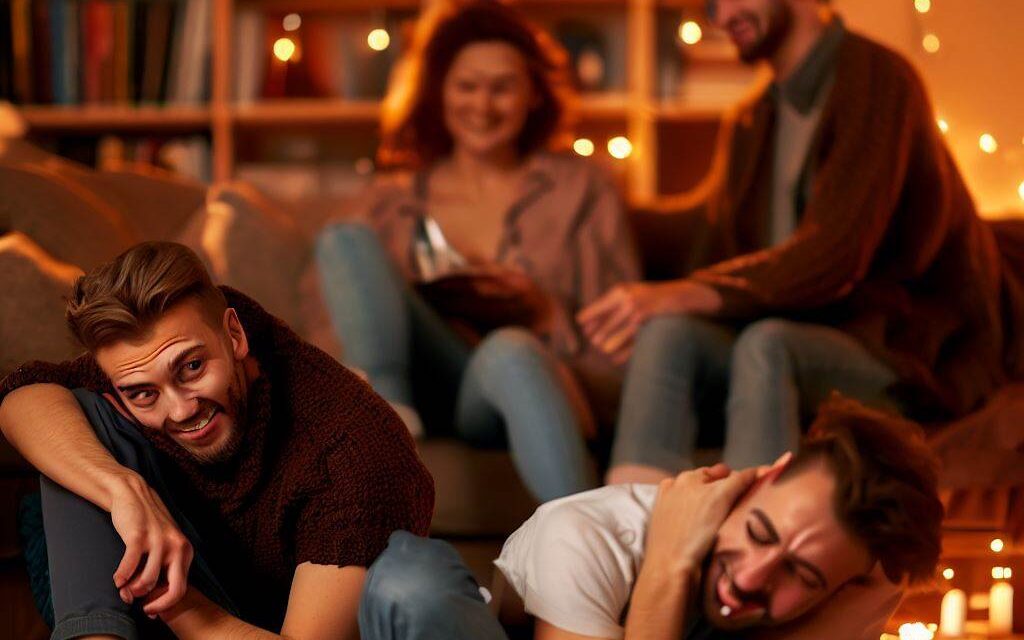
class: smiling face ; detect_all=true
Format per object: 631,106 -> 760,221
442,40 -> 536,161
710,0 -> 794,63
702,459 -> 872,630
94,298 -> 252,465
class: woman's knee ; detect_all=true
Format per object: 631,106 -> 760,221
632,314 -> 720,367
732,318 -> 798,373
472,327 -> 550,374
315,222 -> 381,265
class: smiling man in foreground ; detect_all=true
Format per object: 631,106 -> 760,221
0,242 -> 433,639
361,397 -> 943,640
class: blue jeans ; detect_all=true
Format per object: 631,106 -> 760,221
359,531 -> 507,640
611,315 -> 899,471
316,223 -> 595,502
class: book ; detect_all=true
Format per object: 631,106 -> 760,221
10,0 -> 33,104
233,6 -> 265,104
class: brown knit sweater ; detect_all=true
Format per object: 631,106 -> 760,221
681,30 -> 1015,420
0,287 -> 434,625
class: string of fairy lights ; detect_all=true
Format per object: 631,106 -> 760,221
913,0 -> 1024,208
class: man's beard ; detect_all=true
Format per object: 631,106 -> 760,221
731,4 -> 793,64
168,369 -> 248,465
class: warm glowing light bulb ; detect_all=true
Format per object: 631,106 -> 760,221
994,567 -> 1006,580
898,622 -> 934,640
282,13 -> 301,31
608,136 -> 633,160
991,538 -> 1005,552
367,28 -> 391,52
573,138 -> 595,157
926,624 -> 938,633
937,119 -> 949,134
942,568 -> 955,580
679,21 -> 703,45
273,37 -> 296,62
1005,567 -> 1013,579
915,0 -> 931,13
922,34 -> 940,53
980,134 -> 999,154
1018,180 -> 1024,202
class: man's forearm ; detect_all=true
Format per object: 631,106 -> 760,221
0,383 -> 133,510
624,564 -> 697,640
162,588 -> 286,640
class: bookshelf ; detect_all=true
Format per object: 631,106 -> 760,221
9,0 -> 756,203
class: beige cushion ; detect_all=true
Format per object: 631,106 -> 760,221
0,164 -> 137,270
178,182 -> 307,328
0,232 -> 83,377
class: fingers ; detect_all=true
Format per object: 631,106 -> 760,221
701,463 -> 732,482
142,554 -> 188,616
114,536 -> 145,591
577,288 -> 623,327
126,543 -> 164,598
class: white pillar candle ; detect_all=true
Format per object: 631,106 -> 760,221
990,581 -> 1014,635
939,588 -> 966,637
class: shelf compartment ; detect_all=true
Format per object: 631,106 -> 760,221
21,106 -> 212,132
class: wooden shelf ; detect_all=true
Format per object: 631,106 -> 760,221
21,105 -> 211,132
654,102 -> 726,121
236,0 -> 421,11
232,99 -> 381,126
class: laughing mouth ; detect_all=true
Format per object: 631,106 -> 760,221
179,407 -> 217,433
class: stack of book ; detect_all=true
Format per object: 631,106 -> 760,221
1,0 -> 211,106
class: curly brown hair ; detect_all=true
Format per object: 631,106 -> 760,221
780,395 -> 944,585
377,0 -> 574,169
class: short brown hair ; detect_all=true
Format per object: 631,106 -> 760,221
377,0 -> 573,169
780,396 -> 944,585
66,242 -> 227,351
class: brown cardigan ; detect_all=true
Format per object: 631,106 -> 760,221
673,31 -> 1015,420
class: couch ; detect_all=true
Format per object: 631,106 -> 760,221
1,137 -> 1022,638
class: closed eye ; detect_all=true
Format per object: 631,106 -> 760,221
746,521 -> 772,546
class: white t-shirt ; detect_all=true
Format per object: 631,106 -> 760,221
494,484 -> 657,640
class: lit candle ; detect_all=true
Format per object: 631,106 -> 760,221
939,588 -> 966,637
990,581 -> 1013,635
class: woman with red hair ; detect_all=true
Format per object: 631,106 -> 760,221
317,1 -> 639,502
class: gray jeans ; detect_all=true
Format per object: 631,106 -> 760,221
611,315 -> 899,472
38,389 -> 236,640
316,222 -> 595,502
359,531 -> 508,640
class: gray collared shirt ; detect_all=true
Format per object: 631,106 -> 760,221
768,17 -> 846,247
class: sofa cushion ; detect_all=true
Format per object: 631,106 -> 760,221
419,439 -> 537,537
0,233 -> 83,379
0,164 -> 137,270
178,182 -> 343,360
61,165 -> 207,243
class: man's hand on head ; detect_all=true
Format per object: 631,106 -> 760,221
644,464 -> 760,576
106,471 -> 193,616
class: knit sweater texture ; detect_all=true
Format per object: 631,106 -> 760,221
0,287 -> 435,625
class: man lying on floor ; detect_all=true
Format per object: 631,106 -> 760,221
361,396 -> 943,640
0,241 -> 434,639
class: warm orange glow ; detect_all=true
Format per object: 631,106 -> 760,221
991,538 -> 1005,552
994,566 -> 1006,580
573,138 -> 595,157
679,21 -> 703,45
608,136 -> 633,160
897,622 -> 933,640
980,134 -> 999,154
915,0 -> 932,14
368,28 -> 391,52
942,568 -> 955,580
922,34 -> 941,54
273,37 -> 296,62
1018,180 -> 1024,202
937,118 -> 949,134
